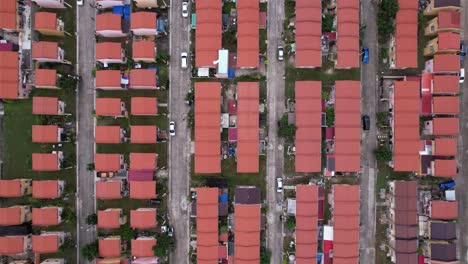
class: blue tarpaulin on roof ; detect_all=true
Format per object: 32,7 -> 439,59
219,194 -> 228,202
157,19 -> 165,33
228,69 -> 235,78
112,6 -> 123,15
123,4 -> 130,20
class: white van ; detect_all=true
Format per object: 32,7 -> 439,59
181,52 -> 188,69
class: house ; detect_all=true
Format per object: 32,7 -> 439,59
98,209 -> 127,229
295,0 -> 321,68
95,70 -> 124,90
430,200 -> 458,220
133,41 -> 156,62
95,153 -> 124,172
32,207 -> 62,226
0,236 -> 30,255
131,237 -> 157,257
96,13 -> 125,37
133,0 -> 157,8
131,97 -> 158,115
32,125 -> 62,143
32,180 -> 64,199
295,185 -> 319,263
95,98 -> 127,116
96,0 -> 124,9
0,0 -> 17,30
0,179 -> 32,197
432,96 -> 459,115
424,32 -> 460,56
196,188 -> 219,263
424,0 -> 461,16
32,233 -> 64,253
96,42 -> 126,65
129,181 -> 156,199
34,12 -> 64,36
234,203 -> 261,263
96,180 -> 123,199
131,12 -> 157,36
433,138 -> 457,156
430,222 -> 456,240
195,0 -> 222,68
34,69 -> 58,89
389,0 -> 418,69
431,159 -> 457,177
432,54 -> 460,73
237,0 -> 259,68
431,117 -> 459,136
130,153 -> 157,171
194,82 -> 221,173
129,69 -> 157,89
99,236 -> 121,258
32,152 -> 61,171
425,11 -> 461,36
336,0 -> 360,69
295,81 -> 322,172
0,206 -> 32,226
430,243 -> 457,262
95,126 -> 124,144
130,208 -> 157,229
0,51 -> 19,99
32,0 -> 66,8
32,42 -> 65,63
131,125 -> 157,143
32,97 -> 65,115
432,75 -> 459,94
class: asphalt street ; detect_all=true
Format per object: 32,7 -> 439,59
359,0 -> 378,262
168,0 -> 191,263
266,0 -> 286,263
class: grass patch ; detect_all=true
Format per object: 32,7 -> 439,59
259,29 -> 267,54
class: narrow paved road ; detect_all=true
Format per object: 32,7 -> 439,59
266,0 -> 285,263
359,0 -> 378,263
76,3 -> 96,264
168,0 -> 191,263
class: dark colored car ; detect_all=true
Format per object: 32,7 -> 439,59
362,115 -> 370,130
439,180 -> 456,190
362,48 -> 369,63
460,42 -> 466,61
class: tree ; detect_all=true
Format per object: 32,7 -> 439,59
260,248 -> 272,264
156,52 -> 171,64
278,114 -> 296,140
58,75 -> 77,90
322,14 -> 334,32
119,223 -> 135,241
376,112 -> 389,128
286,216 -> 296,230
61,208 -> 76,224
375,146 -> 392,162
81,241 -> 98,261
86,163 -> 95,171
325,108 -> 335,127
86,213 -> 98,225
152,234 -> 173,257
378,0 -> 399,43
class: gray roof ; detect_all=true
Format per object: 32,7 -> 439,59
431,222 -> 457,240
431,243 -> 457,261
434,0 -> 460,8
234,186 -> 260,204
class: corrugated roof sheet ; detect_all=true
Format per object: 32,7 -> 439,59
130,181 -> 156,199
431,201 -> 458,220
130,153 -> 157,171
32,41 -> 59,59
32,153 -> 58,171
0,207 -> 21,226
96,180 -> 122,199
131,97 -> 158,115
99,237 -> 121,258
133,40 -> 156,60
96,70 -> 122,89
0,179 -> 22,198
196,188 -> 219,264
336,0 -> 359,68
0,0 -> 16,30
96,13 -> 122,32
392,181 -> 418,258
438,11 -> 461,29
295,81 -> 321,172
35,12 -> 57,31
437,32 -> 460,50
95,98 -> 122,116
131,238 -> 156,257
432,96 -> 459,115
296,185 -> 318,263
129,69 -> 157,89
432,75 -> 459,94
32,125 -> 59,143
0,51 -> 19,99
195,0 -> 222,67
237,0 -> 259,68
131,12 -> 157,30
195,82 -> 221,173
32,96 -> 59,115
0,236 -> 25,255
95,126 -> 121,144
96,42 -> 122,60
95,153 -> 121,172
131,125 -> 157,143
32,234 -> 58,253
234,204 -> 261,263
434,138 -> 457,156
237,82 -> 259,172
334,81 -> 360,172
34,68 -> 57,88
394,0 -> 418,68
32,180 -> 60,199
98,209 -> 122,229
433,159 -> 457,177
295,1 -> 321,67
433,54 -> 460,72
131,209 -> 157,229
32,207 -> 59,226
432,117 -> 459,136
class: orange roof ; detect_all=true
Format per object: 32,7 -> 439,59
32,96 -> 59,115
96,181 -> 122,199
394,0 -> 418,69
32,153 -> 59,171
96,13 -> 122,31
431,201 -> 458,220
95,153 -> 121,172
195,82 -> 221,173
96,70 -> 122,89
438,11 -> 461,29
432,96 -> 459,115
432,75 -> 459,94
96,42 -> 122,60
234,204 -> 261,263
131,209 -> 157,229
131,12 -> 157,30
195,0 -> 222,67
95,126 -> 121,143
131,125 -> 157,143
295,81 -> 321,172
433,159 -> 457,177
95,98 -> 122,116
34,69 -> 57,88
196,188 -> 219,263
33,180 -> 60,199
0,207 -> 22,226
0,51 -> 19,99
0,179 -> 22,197
295,1 -> 321,67
32,42 -> 59,59
99,237 -> 121,258
130,153 -> 157,171
133,41 -> 156,60
32,125 -> 59,143
0,236 -> 25,255
237,0 -> 259,68
131,97 -> 158,115
336,0 -> 359,68
434,138 -> 457,156
130,181 -> 156,199
131,238 -> 156,257
295,185 -> 318,263
34,12 -> 57,31
32,207 -> 59,226
433,117 -> 459,136
0,0 -> 16,30
433,54 -> 460,72
32,234 -> 59,253
334,81 -> 361,172
437,32 -> 460,50
237,82 -> 259,172
98,210 -> 122,229
129,69 -> 157,89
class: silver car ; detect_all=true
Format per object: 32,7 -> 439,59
169,121 -> 175,136
182,2 -> 189,18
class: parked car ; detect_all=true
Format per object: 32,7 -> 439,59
77,0 -> 83,5
460,42 -> 466,61
167,226 -> 174,237
181,52 -> 188,69
277,46 -> 284,61
439,180 -> 456,190
169,121 -> 176,136
148,199 -> 161,206
276,178 -> 283,193
460,68 -> 465,84
362,48 -> 369,63
182,2 -> 189,18
362,115 -> 370,130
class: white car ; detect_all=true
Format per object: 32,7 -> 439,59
276,178 -> 283,193
460,68 -> 465,84
77,0 -> 83,5
182,2 -> 189,18
181,52 -> 188,69
277,46 -> 284,61
169,121 -> 175,136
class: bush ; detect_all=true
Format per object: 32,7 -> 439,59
278,114 -> 296,140
286,216 -> 296,230
86,213 -> 97,225
81,241 -> 98,261
322,14 -> 334,32
61,208 -> 76,224
260,248 -> 272,264
376,112 -> 389,127
152,234 -> 173,257
325,108 -> 335,127
119,223 -> 136,241
375,146 -> 392,162
378,0 -> 399,43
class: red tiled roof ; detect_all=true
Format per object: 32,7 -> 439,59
0,207 -> 21,226
129,69 -> 157,89
133,40 -> 156,60
96,181 -> 122,199
131,238 -> 156,257
95,98 -> 122,116
336,0 -> 359,68
32,41 -> 59,59
131,209 -> 157,229
295,81 -> 321,172
32,234 -> 59,253
431,201 -> 458,220
295,0 -> 321,67
131,97 -> 158,115
394,0 -> 418,69
234,204 -> 261,263
438,11 -> 461,30
131,12 -> 157,30
237,82 -> 259,172
95,153 -> 121,172
433,54 -> 460,72
0,0 -> 16,30
432,75 -> 459,94
99,237 -> 121,258
32,153 -> 58,171
432,96 -> 459,115
96,13 -> 122,32
433,159 -> 457,177
96,70 -> 122,89
393,81 -> 420,171
296,185 -> 318,263
130,153 -> 157,171
333,185 -> 359,264
196,188 -> 219,263
237,0 -> 259,68
131,125 -> 157,143
434,138 -> 457,156
32,125 -> 59,143
432,117 -> 459,136
196,0 -> 222,67
32,207 -> 59,226
32,180 -> 60,199
0,51 -> 19,99
437,32 -> 460,50
334,81 -> 360,172
34,69 -> 57,88
98,210 -> 122,229
130,181 -> 156,199
0,236 -> 25,255
35,12 -> 57,31
96,42 -> 122,60
195,82 -> 221,173
95,126 -> 121,144
0,180 -> 22,197
32,97 -> 59,115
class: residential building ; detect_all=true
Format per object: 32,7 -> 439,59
296,185 -> 318,263
129,181 -> 156,199
0,0 -> 18,30
430,243 -> 457,262
131,97 -> 158,116
96,0 -> 123,9
431,75 -> 459,94
32,96 -> 66,115
432,96 -> 459,115
32,0 -> 66,9
96,13 -> 126,37
95,70 -> 124,89
130,208 -> 157,229
195,0 -> 222,68
430,117 -> 459,136
424,32 -> 460,56
32,42 -> 65,63
32,207 -> 62,226
0,206 -> 32,226
237,0 -> 259,68
95,98 -> 127,117
32,180 -> 65,199
432,138 -> 457,156
130,153 -> 158,171
98,236 -> 122,258
237,82 -> 259,172
389,0 -> 418,68
130,125 -> 157,143
131,237 -> 157,258
432,54 -> 460,73
430,200 -> 458,220
295,0 -> 321,68
95,180 -> 123,199
34,12 -> 65,36
133,40 -> 156,62
95,126 -> 124,144
32,233 -> 64,254
424,0 -> 461,16
32,125 -> 63,143
425,11 -> 461,36
196,187 -> 219,263
34,69 -> 58,89
234,197 -> 261,263
0,51 -> 20,99
133,0 -> 157,8
96,42 -> 126,65
0,179 -> 32,197
129,69 -> 157,89
131,12 -> 157,36
95,153 -> 124,172
32,152 -> 61,171
431,159 -> 457,177
0,236 -> 30,255
430,222 -> 456,241
98,209 -> 127,229
336,0 -> 360,68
